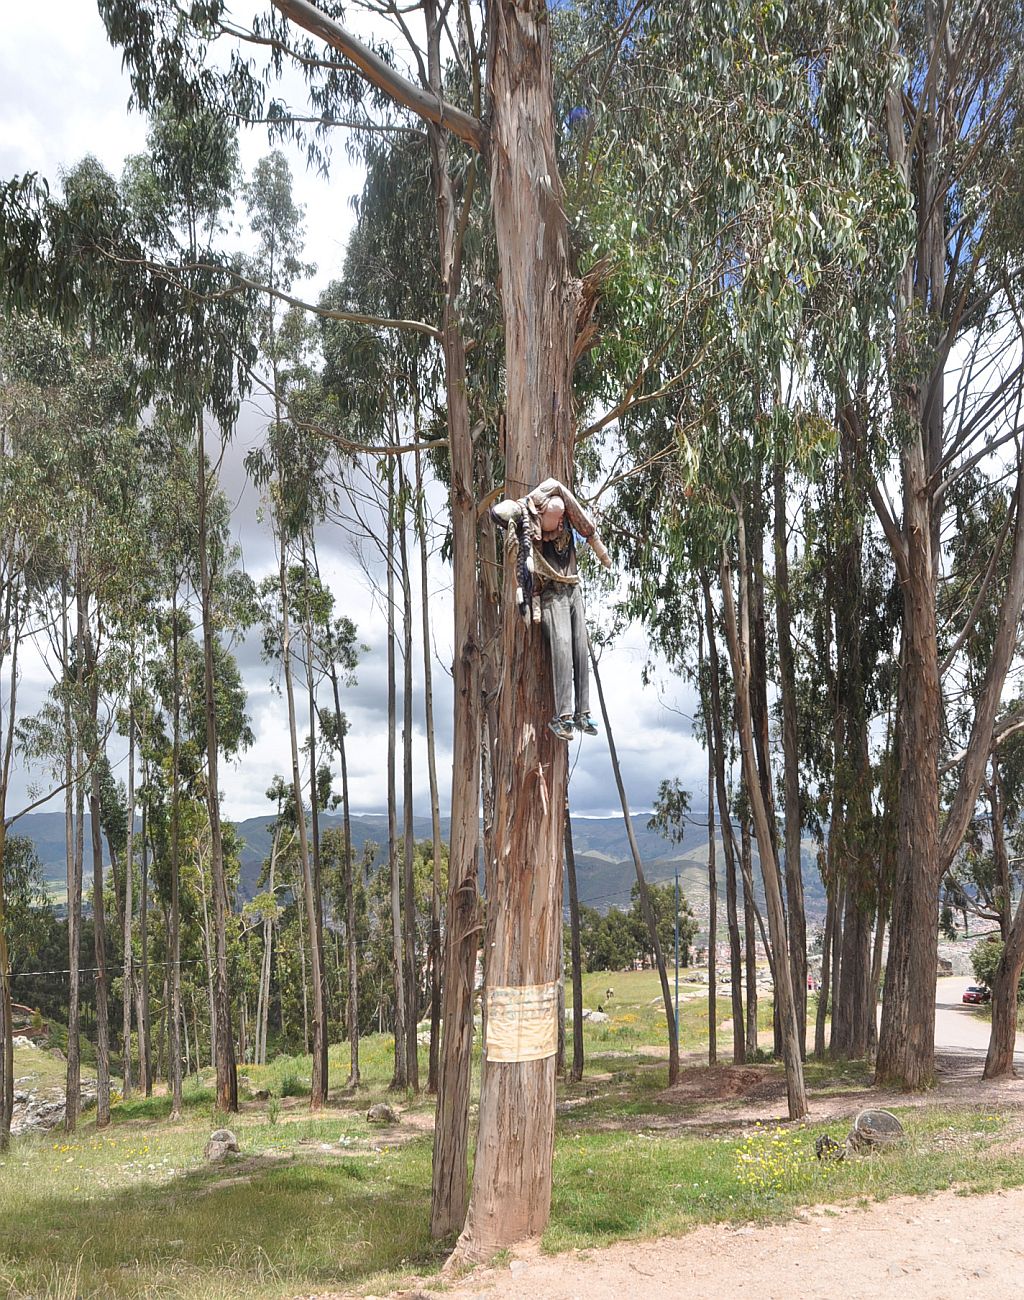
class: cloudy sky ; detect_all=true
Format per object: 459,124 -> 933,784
0,2 -> 708,824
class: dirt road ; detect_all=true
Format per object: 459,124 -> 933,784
426,1186 -> 1024,1300
933,977 -> 1023,1066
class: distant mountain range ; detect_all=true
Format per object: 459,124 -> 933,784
17,807 -> 827,924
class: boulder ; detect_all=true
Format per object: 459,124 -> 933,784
366,1103 -> 398,1126
12,1036 -> 35,1050
204,1128 -> 241,1162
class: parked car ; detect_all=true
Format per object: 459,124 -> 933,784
962,985 -> 991,1004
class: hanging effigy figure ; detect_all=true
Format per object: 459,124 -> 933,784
491,477 -> 611,741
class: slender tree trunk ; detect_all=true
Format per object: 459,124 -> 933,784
90,756 -> 111,1131
138,789 -> 152,1095
0,606 -> 21,1150
197,850 -> 216,1067
739,817 -> 758,1055
196,420 -> 237,1112
563,804 -> 584,1083
773,456 -> 806,1053
414,446 -> 445,1096
169,598 -> 184,1119
121,693 -> 135,1099
706,728 -> 717,1066
276,512 -> 326,1108
701,576 -> 744,1063
296,878 -> 309,1053
329,662 -> 360,1089
385,462 -> 407,1090
398,462 -> 420,1092
591,644 -> 680,1083
0,810 -> 11,1150
65,588 -> 83,1134
984,915 -> 1024,1079
425,12 -> 483,1231
815,883 -> 835,1060
300,534 -> 329,1097
721,523 -> 807,1118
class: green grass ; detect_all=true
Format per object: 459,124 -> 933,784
3,1091 -> 1020,1299
4,969 -> 1021,1298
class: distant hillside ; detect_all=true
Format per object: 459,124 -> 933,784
19,807 -> 827,921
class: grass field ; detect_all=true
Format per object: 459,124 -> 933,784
3,969 -> 1021,1300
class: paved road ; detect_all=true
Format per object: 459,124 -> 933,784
933,975 -> 1024,1065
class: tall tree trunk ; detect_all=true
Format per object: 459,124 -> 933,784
591,644 -> 680,1082
65,586 -> 83,1134
197,849 -> 217,1066
279,543 -> 326,1108
740,816 -> 758,1055
138,787 -> 152,1095
398,462 -> 420,1093
385,462 -> 407,1090
0,597 -> 21,1150
90,760 -> 111,1128
196,421 -> 237,1113
301,542 -> 329,1106
425,0 -> 483,1229
169,598 -> 184,1119
258,826 -> 281,1067
415,445 -> 445,1097
773,455 -> 806,1053
0,813 -> 10,1152
706,726 -> 717,1066
984,914 -> 1024,1079
455,0 -> 580,1254
814,882 -> 835,1060
563,803 -> 584,1083
701,575 -> 744,1063
121,692 -> 135,1099
329,661 -> 360,1089
721,520 -> 807,1118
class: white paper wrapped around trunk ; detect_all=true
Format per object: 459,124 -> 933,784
484,980 -> 559,1062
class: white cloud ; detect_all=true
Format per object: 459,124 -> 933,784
1,4 -> 703,827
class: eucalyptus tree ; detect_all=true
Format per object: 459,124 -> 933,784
0,312 -> 64,1148
92,0 -> 611,1244
244,148 -> 334,1109
863,1 -> 1024,1088
123,103 -> 249,1110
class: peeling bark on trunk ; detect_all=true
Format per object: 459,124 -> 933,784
455,0 -> 579,1256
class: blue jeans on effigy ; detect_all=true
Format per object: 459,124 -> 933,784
540,581 -> 589,720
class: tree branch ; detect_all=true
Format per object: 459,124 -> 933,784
272,0 -> 485,152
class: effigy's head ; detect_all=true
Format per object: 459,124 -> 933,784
539,496 -> 565,535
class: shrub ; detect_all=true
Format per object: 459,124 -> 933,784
971,938 -> 1024,1002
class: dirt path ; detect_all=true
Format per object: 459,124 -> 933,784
934,977 -> 1024,1064
406,1186 -> 1024,1300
